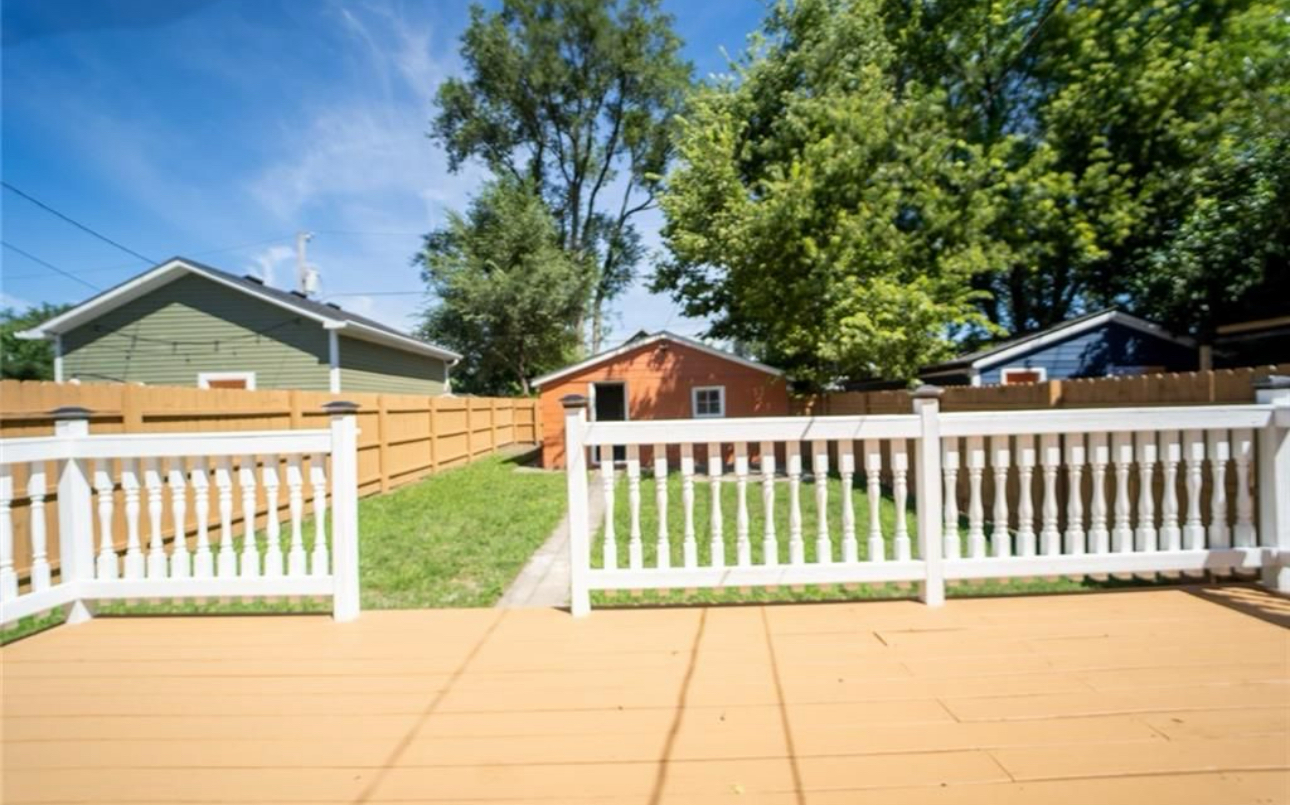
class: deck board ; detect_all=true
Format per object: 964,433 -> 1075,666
3,586 -> 1289,804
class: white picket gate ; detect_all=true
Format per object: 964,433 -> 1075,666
0,402 -> 361,626
561,379 -> 1290,615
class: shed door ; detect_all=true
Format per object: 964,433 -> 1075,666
591,382 -> 627,463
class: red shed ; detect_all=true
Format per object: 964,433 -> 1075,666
533,331 -> 789,468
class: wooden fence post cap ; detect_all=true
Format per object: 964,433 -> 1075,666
322,401 -> 361,414
49,406 -> 92,420
911,385 -> 944,399
561,394 -> 589,409
1253,375 -> 1290,391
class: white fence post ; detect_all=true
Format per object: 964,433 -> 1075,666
325,401 -> 361,622
53,407 -> 95,624
913,386 -> 945,606
563,395 -> 592,617
1255,377 -> 1290,592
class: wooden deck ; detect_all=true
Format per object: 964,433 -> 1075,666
3,587 -> 1288,804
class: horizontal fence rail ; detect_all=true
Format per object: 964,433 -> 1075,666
0,404 -> 361,626
561,381 -> 1290,615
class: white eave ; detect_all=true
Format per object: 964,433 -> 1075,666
16,257 -> 461,363
531,331 -> 783,390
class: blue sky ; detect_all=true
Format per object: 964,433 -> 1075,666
2,0 -> 764,341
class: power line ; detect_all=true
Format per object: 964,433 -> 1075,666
2,181 -> 155,264
1,242 -> 102,291
2,235 -> 294,281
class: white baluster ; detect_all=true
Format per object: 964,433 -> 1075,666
309,454 -> 329,576
965,436 -> 986,559
653,444 -> 669,569
1232,428 -> 1255,547
1088,433 -> 1110,559
990,436 -> 1011,558
708,443 -> 724,568
27,463 -> 51,591
167,463 -> 190,578
1035,434 -> 1059,556
190,460 -> 213,579
760,441 -> 777,566
93,462 -> 118,580
1182,431 -> 1205,550
1207,430 -> 1231,548
1111,433 -> 1134,555
787,441 -> 804,566
262,456 -> 283,577
864,439 -> 885,561
286,455 -> 307,576
891,440 -> 910,562
942,438 -> 961,559
1135,432 -> 1158,553
681,443 -> 696,568
734,443 -> 751,566
600,445 -> 617,570
812,440 -> 831,564
214,457 -> 236,578
1015,435 -> 1036,557
239,456 -> 260,578
144,458 -> 167,579
1159,432 -> 1182,552
1064,434 -> 1086,555
121,459 -> 144,579
626,445 -> 643,569
0,465 -> 15,600
839,441 -> 858,563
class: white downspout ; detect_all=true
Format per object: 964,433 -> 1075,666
328,330 -> 340,393
53,334 -> 64,383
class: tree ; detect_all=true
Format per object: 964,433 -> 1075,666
653,0 -> 1004,386
875,0 -> 1289,336
1,303 -> 69,380
418,179 -> 585,396
432,0 -> 692,351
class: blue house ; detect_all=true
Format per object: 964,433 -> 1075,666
920,309 -> 1197,386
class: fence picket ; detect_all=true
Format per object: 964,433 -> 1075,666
864,439 -> 884,561
93,462 -> 118,580
812,440 -> 831,564
599,445 -> 617,570
122,459 -> 144,579
144,457 -> 166,579
0,465 -> 14,600
1112,433 -> 1134,555
309,454 -> 329,576
1015,435 -> 1037,557
734,443 -> 751,567
1182,431 -> 1206,550
1135,433 -> 1158,553
990,436 -> 1011,558
191,460 -> 213,579
1040,434 -> 1062,556
1088,433 -> 1110,557
760,441 -> 777,566
239,457 -> 260,578
28,464 -> 50,591
1159,432 -> 1182,552
215,457 -> 236,578
787,441 -> 804,566
626,445 -> 643,570
167,464 -> 190,578
1232,428 -> 1255,547
681,443 -> 696,568
286,455 -> 306,576
839,440 -> 858,563
942,438 -> 961,559
653,444 -> 669,569
1064,434 -> 1086,555
891,439 -> 910,561
1207,430 -> 1231,548
708,442 -> 724,568
262,456 -> 283,578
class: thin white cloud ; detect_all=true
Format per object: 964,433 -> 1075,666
0,291 -> 36,311
247,245 -> 294,287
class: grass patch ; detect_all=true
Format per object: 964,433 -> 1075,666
1,452 -> 567,644
590,471 -> 1176,607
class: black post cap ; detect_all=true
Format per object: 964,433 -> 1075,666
560,394 -> 589,409
911,384 -> 944,399
49,406 -> 92,420
322,400 -> 360,414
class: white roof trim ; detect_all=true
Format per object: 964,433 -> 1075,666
971,311 -> 1195,370
531,331 -> 783,389
15,257 -> 462,363
16,259 -> 335,339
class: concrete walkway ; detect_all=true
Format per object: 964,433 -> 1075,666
497,483 -> 604,608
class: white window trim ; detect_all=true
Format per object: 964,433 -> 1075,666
691,385 -> 726,418
198,371 -> 257,390
999,366 -> 1048,385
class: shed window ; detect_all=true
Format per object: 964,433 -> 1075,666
999,367 -> 1046,385
692,386 -> 725,418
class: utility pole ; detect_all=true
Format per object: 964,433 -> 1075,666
296,231 -> 315,295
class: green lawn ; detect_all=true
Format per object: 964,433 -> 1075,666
591,472 -> 1168,606
1,452 -> 566,644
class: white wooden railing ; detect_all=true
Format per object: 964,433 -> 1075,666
0,403 -> 361,627
561,379 -> 1290,615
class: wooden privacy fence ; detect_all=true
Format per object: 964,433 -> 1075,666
797,364 -> 1290,415
0,381 -> 541,497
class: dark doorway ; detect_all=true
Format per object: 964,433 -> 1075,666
592,382 -> 627,463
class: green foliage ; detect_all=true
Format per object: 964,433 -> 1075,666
656,0 -> 1286,383
419,179 -> 586,396
0,303 -> 69,380
432,0 -> 692,350
654,0 -> 1002,386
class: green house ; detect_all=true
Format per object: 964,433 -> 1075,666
17,257 -> 460,394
